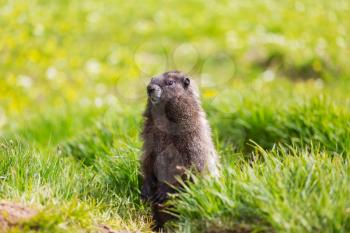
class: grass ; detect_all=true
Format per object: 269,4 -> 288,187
0,0 -> 350,232
174,145 -> 350,233
211,93 -> 350,155
2,84 -> 349,232
0,132 -> 151,232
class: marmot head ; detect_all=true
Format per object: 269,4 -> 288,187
147,71 -> 194,105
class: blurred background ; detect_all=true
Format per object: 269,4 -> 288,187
0,0 -> 349,126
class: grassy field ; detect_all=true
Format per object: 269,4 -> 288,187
0,0 -> 350,232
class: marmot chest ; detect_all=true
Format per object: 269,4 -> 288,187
153,143 -> 186,183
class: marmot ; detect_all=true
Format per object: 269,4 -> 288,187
140,71 -> 218,230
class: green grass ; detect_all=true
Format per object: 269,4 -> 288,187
0,131 -> 151,232
174,145 -> 350,233
1,0 -> 350,232
210,93 -> 350,155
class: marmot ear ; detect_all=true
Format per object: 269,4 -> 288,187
183,77 -> 190,88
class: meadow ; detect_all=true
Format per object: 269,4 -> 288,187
0,0 -> 349,232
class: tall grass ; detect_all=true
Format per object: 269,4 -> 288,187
210,95 -> 350,155
174,145 -> 350,233
0,135 -> 151,232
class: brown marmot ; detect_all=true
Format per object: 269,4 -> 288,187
140,71 -> 219,230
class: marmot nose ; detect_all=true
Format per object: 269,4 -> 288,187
147,85 -> 156,95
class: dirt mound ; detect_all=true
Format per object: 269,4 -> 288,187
0,201 -> 38,232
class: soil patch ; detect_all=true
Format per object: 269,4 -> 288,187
0,201 -> 38,232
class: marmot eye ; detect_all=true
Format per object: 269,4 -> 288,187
167,80 -> 174,86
